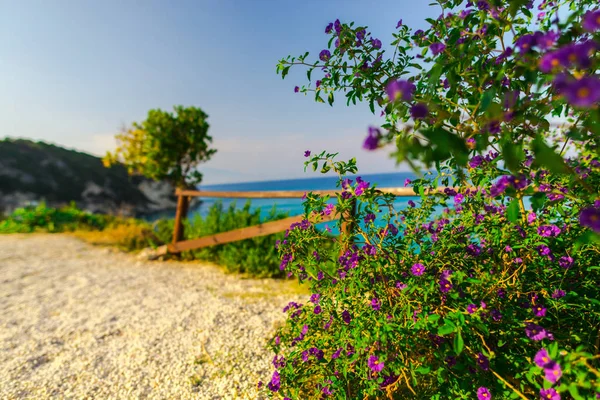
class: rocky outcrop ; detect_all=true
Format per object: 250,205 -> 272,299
0,138 -> 183,217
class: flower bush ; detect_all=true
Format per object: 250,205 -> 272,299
267,1 -> 600,398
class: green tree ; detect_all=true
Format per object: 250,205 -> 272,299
104,105 -> 216,190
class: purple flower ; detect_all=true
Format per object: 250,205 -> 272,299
310,293 -> 320,304
294,86 -> 299,93
544,361 -> 562,384
525,323 -> 551,341
368,355 -> 384,372
334,19 -> 341,34
580,207 -> 600,232
532,305 -> 547,317
387,224 -> 399,236
363,213 -> 376,224
467,304 -> 478,314
332,348 -> 342,359
538,225 -> 561,237
411,263 -> 425,276
489,176 -> 511,197
540,388 -> 560,400
396,19 -> 403,28
354,176 -> 370,196
396,281 -> 408,290
363,126 -> 381,150
538,30 -> 559,50
560,75 -> 600,108
430,42 -> 446,55
325,22 -> 333,34
527,212 -> 537,224
341,310 -> 351,324
558,256 -> 573,269
439,279 -> 453,293
410,103 -> 429,119
304,150 -> 311,157
323,203 -> 335,216
319,49 -> 331,62
371,38 -> 382,49
515,33 -> 537,52
454,193 -> 465,204
539,51 -> 561,72
476,353 -> 489,371
477,387 -> 492,400
552,289 -> 566,299
582,10 -> 600,32
537,245 -> 552,257
491,309 -> 502,321
371,298 -> 381,311
487,120 -> 501,134
469,155 -> 484,168
508,174 -> 528,190
408,200 -> 416,208
267,371 -> 280,392
356,29 -> 366,40
386,79 -> 415,102
534,348 -> 552,367
314,305 -> 322,314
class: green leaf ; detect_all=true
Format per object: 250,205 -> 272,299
480,90 -> 495,113
531,136 -> 568,174
507,198 -> 521,223
438,320 -> 457,336
416,365 -> 431,374
453,331 -> 464,355
530,192 -> 546,213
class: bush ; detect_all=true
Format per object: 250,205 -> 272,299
265,2 -> 600,399
154,200 -> 305,278
0,202 -> 110,233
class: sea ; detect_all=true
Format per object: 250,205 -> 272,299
144,172 -> 419,227
143,171 -> 532,235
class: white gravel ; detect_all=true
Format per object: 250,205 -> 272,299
0,234 -> 302,399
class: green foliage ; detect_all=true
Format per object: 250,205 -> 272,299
154,201 -> 314,278
104,105 -> 217,188
268,153 -> 600,399
268,1 -> 600,399
0,202 -> 110,233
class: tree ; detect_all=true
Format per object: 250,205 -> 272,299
104,105 -> 217,240
104,105 -> 216,189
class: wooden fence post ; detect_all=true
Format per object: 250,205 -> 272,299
339,198 -> 357,256
172,194 -> 189,245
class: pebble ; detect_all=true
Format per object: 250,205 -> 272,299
0,234 -> 301,399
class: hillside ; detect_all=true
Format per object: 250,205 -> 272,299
0,138 -> 178,216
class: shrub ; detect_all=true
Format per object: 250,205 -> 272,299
0,202 -> 110,233
154,201 -> 305,278
266,1 -> 600,399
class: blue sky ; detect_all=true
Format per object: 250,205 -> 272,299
1,0 -> 439,184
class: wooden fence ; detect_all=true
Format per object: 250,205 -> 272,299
156,186 -> 449,255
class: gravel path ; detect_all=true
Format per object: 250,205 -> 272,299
0,234 -> 302,399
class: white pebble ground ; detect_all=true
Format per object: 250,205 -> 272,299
0,234 -> 303,399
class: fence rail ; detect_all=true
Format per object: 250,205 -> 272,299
156,186 -> 455,256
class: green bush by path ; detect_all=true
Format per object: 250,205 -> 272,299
153,200 -> 326,278
0,202 -> 110,233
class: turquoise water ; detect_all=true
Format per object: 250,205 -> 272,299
144,172 -> 419,224
143,172 -> 533,236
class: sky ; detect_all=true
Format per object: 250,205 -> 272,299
1,0 -> 440,184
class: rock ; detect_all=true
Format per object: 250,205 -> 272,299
0,138 -> 181,217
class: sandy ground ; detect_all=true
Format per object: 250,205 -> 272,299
0,234 -> 302,399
